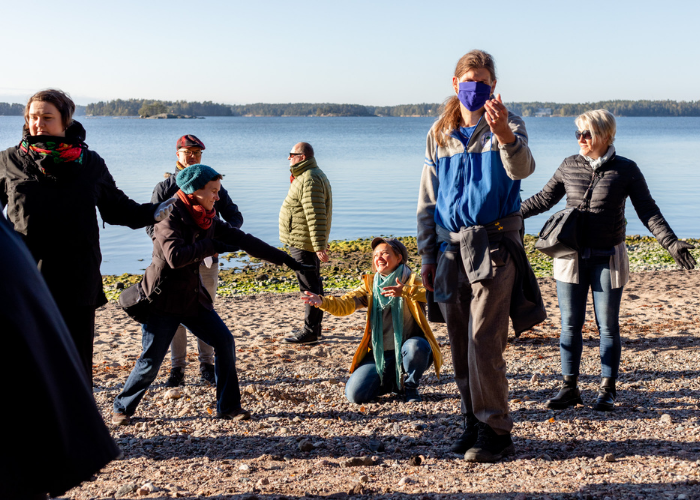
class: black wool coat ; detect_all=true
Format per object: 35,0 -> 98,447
0,122 -> 157,307
0,213 -> 120,498
521,154 -> 676,249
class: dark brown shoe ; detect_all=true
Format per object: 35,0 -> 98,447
216,408 -> 251,421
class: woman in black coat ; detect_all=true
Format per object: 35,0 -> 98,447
0,89 -> 176,386
521,109 -> 695,411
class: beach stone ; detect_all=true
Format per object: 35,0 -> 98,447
137,482 -> 155,495
239,463 -> 251,472
257,477 -> 269,487
343,456 -> 376,467
368,439 -> 385,452
408,455 -> 422,466
603,453 -> 616,463
115,483 -> 136,498
660,414 -> 673,424
165,388 -> 182,400
299,439 -> 314,452
530,373 -> 540,384
359,474 -> 368,483
398,476 -> 413,486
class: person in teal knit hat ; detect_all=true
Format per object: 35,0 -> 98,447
113,164 -> 313,424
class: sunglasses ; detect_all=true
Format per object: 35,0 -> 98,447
289,152 -> 304,157
575,130 -> 593,141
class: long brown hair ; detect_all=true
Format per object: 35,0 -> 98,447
433,50 -> 496,147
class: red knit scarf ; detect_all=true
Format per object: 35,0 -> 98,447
176,190 -> 216,230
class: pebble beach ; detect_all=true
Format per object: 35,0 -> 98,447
70,239 -> 700,500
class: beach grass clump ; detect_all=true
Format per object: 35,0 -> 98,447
102,234 -> 699,300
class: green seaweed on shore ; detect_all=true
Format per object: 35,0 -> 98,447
103,235 -> 699,301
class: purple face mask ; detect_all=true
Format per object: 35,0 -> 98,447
457,81 -> 492,111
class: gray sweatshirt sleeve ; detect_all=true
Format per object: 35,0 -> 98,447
498,112 -> 536,180
417,128 -> 440,266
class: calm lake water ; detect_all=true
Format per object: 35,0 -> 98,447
1,115 -> 698,275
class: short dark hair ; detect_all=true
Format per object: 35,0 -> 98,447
24,89 -> 75,129
298,142 -> 314,158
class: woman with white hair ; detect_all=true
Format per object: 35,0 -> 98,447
521,109 -> 695,411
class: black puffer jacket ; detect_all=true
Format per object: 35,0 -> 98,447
143,197 -> 297,316
521,154 -> 676,249
145,170 -> 243,239
0,122 -> 158,307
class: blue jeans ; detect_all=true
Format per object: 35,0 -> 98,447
556,256 -> 624,379
345,337 -> 432,404
114,307 -> 241,416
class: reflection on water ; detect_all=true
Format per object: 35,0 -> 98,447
1,115 -> 698,274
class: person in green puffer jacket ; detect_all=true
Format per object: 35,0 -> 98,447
279,142 -> 333,344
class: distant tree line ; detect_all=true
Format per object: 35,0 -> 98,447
0,102 -> 86,116
508,100 -> 700,117
2,99 -> 698,118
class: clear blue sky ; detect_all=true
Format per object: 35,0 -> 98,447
1,0 -> 698,106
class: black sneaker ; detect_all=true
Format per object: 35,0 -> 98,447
464,423 -> 515,463
450,413 -> 479,454
165,367 -> 185,388
199,363 -> 216,386
281,328 -> 319,345
404,388 -> 422,403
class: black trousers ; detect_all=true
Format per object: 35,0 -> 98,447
290,246 -> 324,334
57,304 -> 96,387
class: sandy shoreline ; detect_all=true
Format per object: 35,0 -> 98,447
73,269 -> 700,499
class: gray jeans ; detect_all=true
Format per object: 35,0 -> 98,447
438,245 -> 515,435
169,263 -> 217,368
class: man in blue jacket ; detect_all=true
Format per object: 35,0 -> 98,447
417,50 -> 544,463
147,134 -> 243,387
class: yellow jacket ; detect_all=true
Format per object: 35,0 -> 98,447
318,271 -> 442,378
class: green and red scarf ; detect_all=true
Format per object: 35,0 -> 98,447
20,139 -> 84,175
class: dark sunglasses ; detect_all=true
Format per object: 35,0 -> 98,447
289,152 -> 304,157
575,130 -> 593,140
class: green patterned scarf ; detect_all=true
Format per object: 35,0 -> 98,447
371,264 -> 405,388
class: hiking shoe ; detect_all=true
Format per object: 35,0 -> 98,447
450,413 -> 479,454
464,423 -> 515,463
112,412 -> 131,426
281,328 -> 319,345
199,363 -> 216,386
216,408 -> 251,421
405,388 -> 422,403
165,367 -> 185,387
592,377 -> 616,412
546,375 -> 583,410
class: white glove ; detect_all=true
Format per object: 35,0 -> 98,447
203,256 -> 213,268
154,197 -> 177,222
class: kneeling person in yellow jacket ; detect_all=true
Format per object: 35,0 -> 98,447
301,238 -> 442,403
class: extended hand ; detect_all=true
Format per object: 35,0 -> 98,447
301,291 -> 322,307
316,250 -> 330,263
288,261 -> 316,272
668,240 -> 696,270
381,278 -> 405,298
484,94 -> 515,145
421,264 -> 436,292
154,197 -> 177,222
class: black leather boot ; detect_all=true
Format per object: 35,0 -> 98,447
545,375 -> 582,409
593,377 -> 616,411
450,413 -> 479,454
